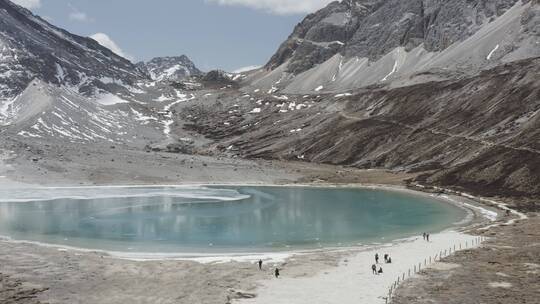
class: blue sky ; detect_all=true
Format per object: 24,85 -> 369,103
12,0 -> 335,71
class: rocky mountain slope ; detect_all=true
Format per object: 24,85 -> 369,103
136,56 -> 202,82
0,0 -> 202,144
184,57 -> 540,201
0,0 -> 147,100
246,0 -> 540,93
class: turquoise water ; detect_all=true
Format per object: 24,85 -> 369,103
0,186 -> 467,253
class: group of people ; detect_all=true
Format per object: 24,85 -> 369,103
258,259 -> 280,278
254,235 -> 440,280
259,250 -> 398,279
372,253 -> 393,275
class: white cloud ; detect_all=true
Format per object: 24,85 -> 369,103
11,0 -> 41,9
90,33 -> 133,61
233,65 -> 262,73
207,0 -> 334,15
69,11 -> 90,22
68,4 -> 93,22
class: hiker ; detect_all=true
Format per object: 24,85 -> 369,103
274,268 -> 280,278
375,253 -> 379,264
378,267 -> 383,274
384,254 -> 389,263
372,264 -> 377,275
258,259 -> 263,270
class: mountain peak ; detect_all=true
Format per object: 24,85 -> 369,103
137,55 -> 202,82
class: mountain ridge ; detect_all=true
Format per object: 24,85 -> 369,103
248,0 -> 540,94
0,0 -> 146,100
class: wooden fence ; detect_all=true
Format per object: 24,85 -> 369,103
384,236 -> 486,304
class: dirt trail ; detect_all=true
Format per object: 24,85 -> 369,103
339,111 -> 540,155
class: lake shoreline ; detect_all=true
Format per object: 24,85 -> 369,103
0,183 -> 484,261
0,151 -> 531,304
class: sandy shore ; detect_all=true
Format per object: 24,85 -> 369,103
237,232 -> 482,304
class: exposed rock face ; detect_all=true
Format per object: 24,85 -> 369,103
0,0 -> 146,99
257,0 -> 540,92
267,0 -> 524,73
343,0 -> 521,58
136,56 -> 202,82
200,70 -> 238,88
265,0 -> 378,74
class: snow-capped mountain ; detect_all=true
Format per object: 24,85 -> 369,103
0,0 -> 170,142
246,0 -> 540,93
137,56 -> 202,82
0,0 -> 146,101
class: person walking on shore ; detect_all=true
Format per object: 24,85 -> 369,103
384,254 -> 389,263
423,232 -> 426,241
375,253 -> 379,264
426,234 -> 430,242
274,268 -> 280,278
258,259 -> 263,270
372,264 -> 377,275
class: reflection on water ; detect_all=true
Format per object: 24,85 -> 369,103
0,186 -> 466,252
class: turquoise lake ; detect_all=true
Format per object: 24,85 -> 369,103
0,186 -> 467,253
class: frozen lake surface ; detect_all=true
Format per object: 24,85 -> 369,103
0,186 -> 467,253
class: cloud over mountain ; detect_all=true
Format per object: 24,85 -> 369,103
207,0 -> 333,15
90,33 -> 133,61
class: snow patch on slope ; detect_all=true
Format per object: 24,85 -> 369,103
95,93 -> 130,106
487,44 -> 500,60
